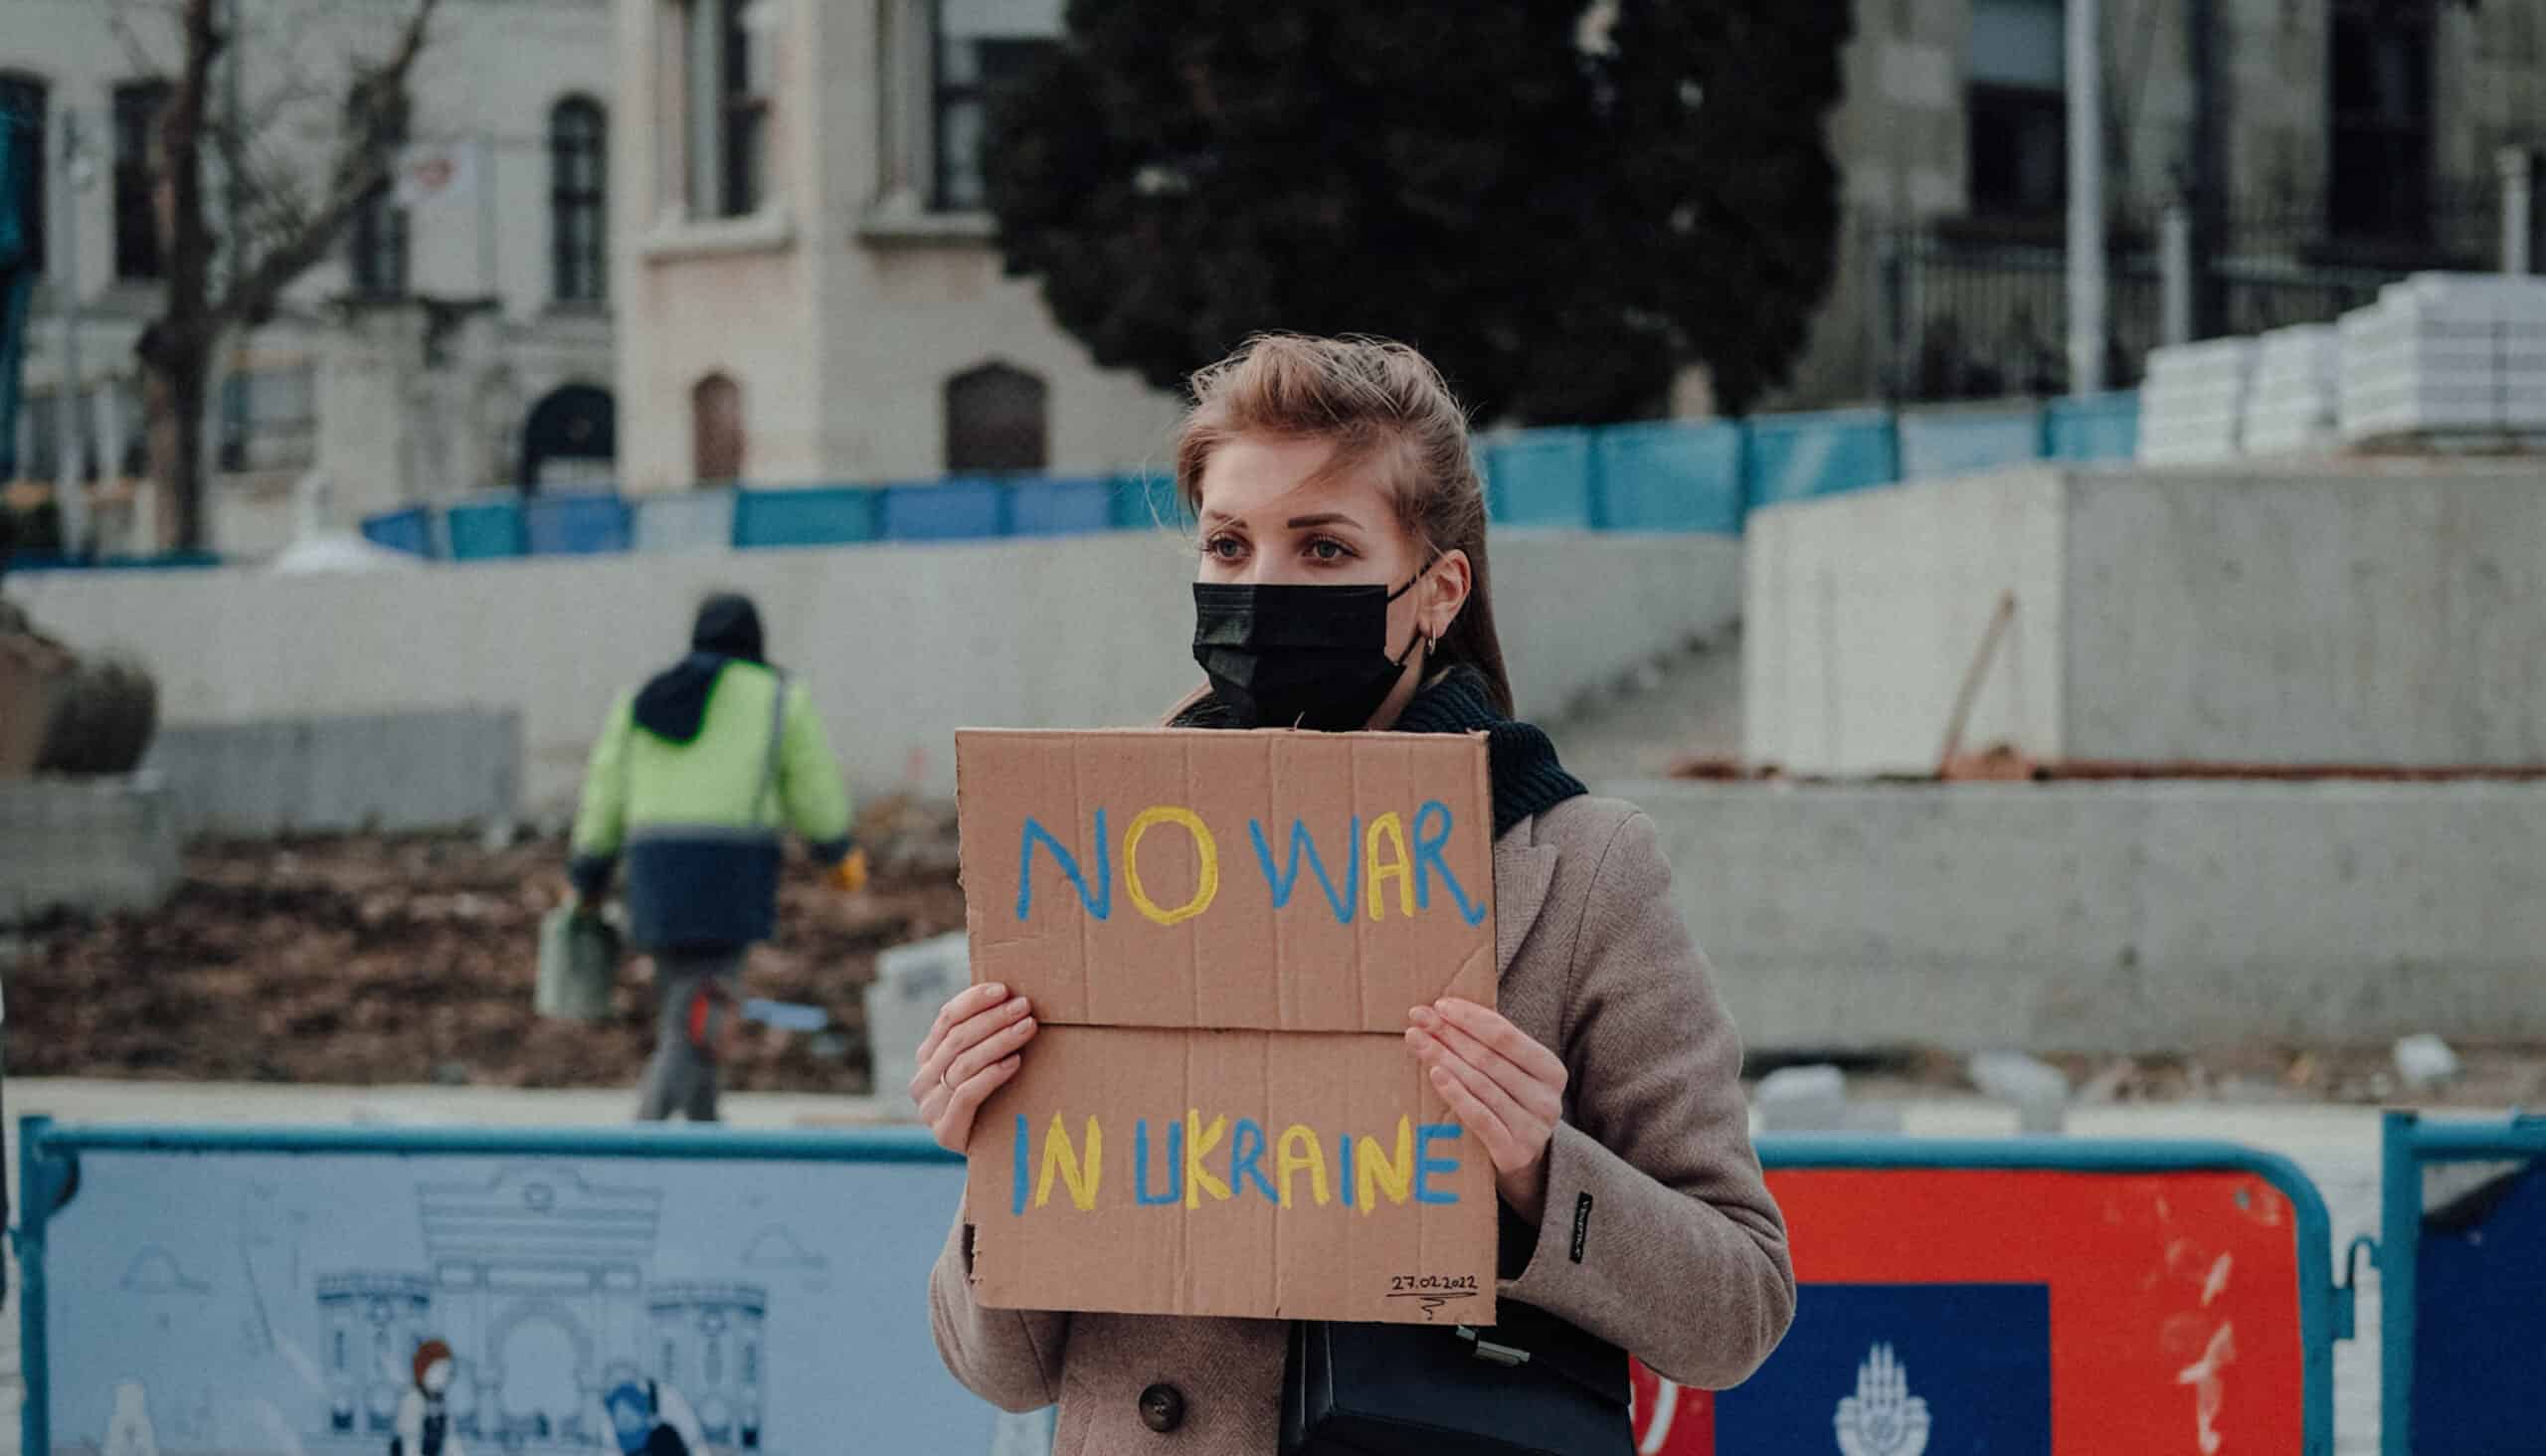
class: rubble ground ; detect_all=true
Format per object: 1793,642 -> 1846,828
4,804 -> 965,1094
8,819 -> 2542,1108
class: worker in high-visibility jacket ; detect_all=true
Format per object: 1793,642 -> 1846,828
568,593 -> 863,1121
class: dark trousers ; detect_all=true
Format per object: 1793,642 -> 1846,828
636,946 -> 745,1122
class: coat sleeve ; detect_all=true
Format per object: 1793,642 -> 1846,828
928,1209 -> 1073,1412
567,695 -> 634,898
1501,811 -> 1796,1389
779,681 -> 855,861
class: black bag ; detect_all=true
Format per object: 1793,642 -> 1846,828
1281,1301 -> 1634,1456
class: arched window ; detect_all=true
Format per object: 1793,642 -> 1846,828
692,373 -> 744,484
944,361 -> 1046,472
550,96 -> 607,304
0,74 -> 49,275
520,383 -> 616,489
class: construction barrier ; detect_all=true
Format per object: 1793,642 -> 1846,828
12,1119 -> 1047,1456
18,1120 -> 2348,1456
1633,1139 -> 2350,1456
2374,1112 -> 2546,1456
330,395 -> 2141,568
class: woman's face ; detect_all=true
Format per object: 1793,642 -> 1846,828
1194,433 -> 1469,670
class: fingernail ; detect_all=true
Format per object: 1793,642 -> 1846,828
1018,1017 -> 1036,1032
1006,996 -> 1030,1012
1429,1066 -> 1450,1083
982,983 -> 1004,998
1408,1005 -> 1437,1026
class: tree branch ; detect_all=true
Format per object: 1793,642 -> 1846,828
209,0 -> 443,331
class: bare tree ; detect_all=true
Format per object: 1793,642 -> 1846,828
124,0 -> 442,550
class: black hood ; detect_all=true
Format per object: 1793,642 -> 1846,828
633,595 -> 768,742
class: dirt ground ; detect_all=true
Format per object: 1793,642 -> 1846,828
3,805 -> 967,1096
8,816 -> 2541,1107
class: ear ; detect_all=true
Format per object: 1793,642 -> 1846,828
1421,549 -> 1473,641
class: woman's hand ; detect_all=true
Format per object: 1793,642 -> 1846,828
914,983 -> 1037,1155
1404,998 -> 1568,1225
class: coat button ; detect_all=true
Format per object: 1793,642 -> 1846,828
1138,1382 -> 1185,1433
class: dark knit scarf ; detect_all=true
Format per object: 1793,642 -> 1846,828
1175,665 -> 1586,837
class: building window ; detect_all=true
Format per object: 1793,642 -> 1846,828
945,361 -> 1046,472
932,0 -> 1061,212
2328,0 -> 2434,243
692,372 -> 744,483
112,80 -> 171,280
349,185 -> 409,297
216,364 -> 318,474
683,0 -> 770,219
1964,0 -> 2065,218
550,96 -> 608,303
0,74 -> 47,274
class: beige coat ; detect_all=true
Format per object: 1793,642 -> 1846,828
930,794 -> 1794,1454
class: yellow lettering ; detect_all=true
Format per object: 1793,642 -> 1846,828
1123,806 -> 1220,927
1032,1115 -> 1103,1212
1183,1109 -> 1230,1207
1364,813 -> 1413,921
1356,1117 -> 1414,1214
1276,1124 -> 1331,1208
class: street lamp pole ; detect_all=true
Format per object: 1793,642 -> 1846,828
53,107 -> 91,556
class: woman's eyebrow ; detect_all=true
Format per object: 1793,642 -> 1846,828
1285,511 -> 1363,529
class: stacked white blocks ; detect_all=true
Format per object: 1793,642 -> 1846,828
2241,324 -> 2343,456
2340,272 -> 2546,448
2138,337 -> 2260,464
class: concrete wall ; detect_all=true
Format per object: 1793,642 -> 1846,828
2063,463 -> 2546,768
147,713 -> 522,839
1631,779 -> 2546,1053
0,778 -> 183,923
1746,460 -> 2546,774
15,531 -> 1741,815
1744,467 -> 2067,775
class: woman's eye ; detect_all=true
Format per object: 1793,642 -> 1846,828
1204,536 -> 1245,560
1307,538 -> 1350,562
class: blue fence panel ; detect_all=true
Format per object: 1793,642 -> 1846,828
1743,408 -> 1901,508
1591,421 -> 1744,534
445,500 -> 528,561
11,1120 -> 1045,1456
2046,391 -> 2143,461
1108,471 -> 1187,532
1484,428 -> 1598,527
359,506 -> 437,559
632,490 -> 739,553
524,491 -> 635,556
880,477 -> 1011,542
2379,1112 -> 2546,1456
1007,476 -> 1117,537
733,485 -> 884,549
1896,406 -> 2047,481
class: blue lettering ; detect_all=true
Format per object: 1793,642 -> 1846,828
1414,1123 -> 1464,1205
1411,801 -> 1488,926
1011,1115 -> 1031,1216
1229,1118 -> 1277,1202
1249,817 -> 1362,924
1339,1132 -> 1357,1208
1135,1118 -> 1183,1205
1017,812 -> 1111,922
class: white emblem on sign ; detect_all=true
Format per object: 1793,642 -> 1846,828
1834,1343 -> 1930,1456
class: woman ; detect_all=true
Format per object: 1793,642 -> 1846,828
922,334 -> 1792,1452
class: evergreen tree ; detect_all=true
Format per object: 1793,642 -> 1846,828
984,0 -> 1852,423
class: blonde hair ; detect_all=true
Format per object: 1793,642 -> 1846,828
1172,333 -> 1514,714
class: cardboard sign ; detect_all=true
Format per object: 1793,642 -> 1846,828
955,729 -> 1499,1324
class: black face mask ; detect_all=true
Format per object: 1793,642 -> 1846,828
1190,564 -> 1432,731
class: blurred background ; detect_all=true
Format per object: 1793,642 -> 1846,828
5,0 -> 2543,1184
1,1 -> 2543,1450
